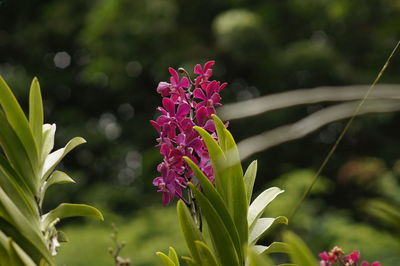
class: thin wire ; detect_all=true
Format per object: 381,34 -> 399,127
289,40 -> 400,221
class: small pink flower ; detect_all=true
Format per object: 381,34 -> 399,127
193,80 -> 226,116
345,251 -> 360,265
156,81 -> 171,97
319,252 -> 330,261
194,60 -> 215,87
168,68 -> 190,103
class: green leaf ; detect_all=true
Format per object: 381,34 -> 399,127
181,256 -> 198,266
194,123 -> 248,255
189,183 -> 240,266
156,252 -> 176,266
41,203 -> 103,231
283,231 -> 317,266
41,124 -> 56,164
244,160 -> 257,202
168,247 -> 180,266
0,154 -> 37,217
0,187 -> 54,265
193,126 -> 227,199
0,76 -> 39,174
0,230 -> 14,265
29,77 -> 44,151
0,111 -> 37,193
41,137 -> 86,181
183,156 -> 242,258
177,200 -> 204,264
247,247 -> 275,266
223,128 -> 248,249
194,241 -> 219,266
262,242 -> 290,255
11,240 -> 37,266
248,187 -> 284,229
211,114 -> 227,151
41,171 -> 75,202
364,199 -> 400,232
249,216 -> 288,244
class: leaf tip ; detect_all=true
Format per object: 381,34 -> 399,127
32,76 -> 40,85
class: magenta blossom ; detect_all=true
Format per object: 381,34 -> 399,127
319,246 -> 380,266
151,61 -> 227,205
194,60 -> 215,87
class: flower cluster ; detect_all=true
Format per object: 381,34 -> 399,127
319,246 -> 381,266
151,61 -> 226,205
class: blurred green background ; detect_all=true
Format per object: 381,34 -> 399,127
1,0 -> 400,265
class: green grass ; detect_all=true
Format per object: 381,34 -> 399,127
55,206 -> 186,266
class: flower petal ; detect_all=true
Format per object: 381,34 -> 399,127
203,119 -> 215,132
176,103 -> 190,117
168,67 -> 179,85
162,97 -> 176,115
194,64 -> 203,75
193,88 -> 206,100
195,106 -> 208,126
180,77 -> 190,88
204,60 -> 215,71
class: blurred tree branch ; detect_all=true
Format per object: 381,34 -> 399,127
219,85 -> 400,120
237,99 -> 400,160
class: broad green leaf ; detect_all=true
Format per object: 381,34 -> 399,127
265,242 -> 290,255
194,124 -> 248,255
41,137 -> 86,181
223,128 -> 248,250
0,218 -> 48,264
181,256 -> 198,266
257,242 -> 289,255
211,114 -> 227,151
41,124 -> 56,164
168,247 -> 180,266
7,238 -> 24,266
283,231 -> 317,266
0,111 -> 37,192
41,203 -> 103,231
29,77 -> 44,151
248,187 -> 284,229
0,231 -> 12,265
193,126 -> 227,199
190,184 -> 240,266
11,240 -> 36,266
249,216 -> 288,244
156,252 -> 176,266
40,171 -> 75,203
194,241 -> 219,266
0,155 -> 37,218
364,199 -> 400,232
183,156 -> 242,258
177,200 -> 204,264
45,170 -> 75,188
0,76 -> 39,173
247,247 -> 275,266
244,160 -> 257,202
0,187 -> 54,265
